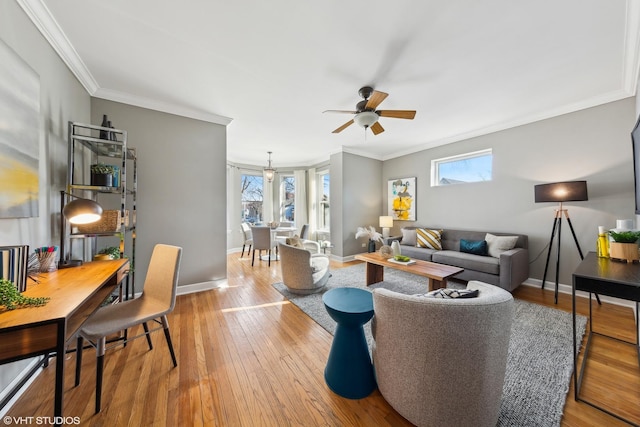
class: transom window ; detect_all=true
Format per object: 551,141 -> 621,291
431,149 -> 492,186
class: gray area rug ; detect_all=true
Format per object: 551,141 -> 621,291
273,263 -> 587,427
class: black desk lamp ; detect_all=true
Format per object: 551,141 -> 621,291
534,181 -> 599,304
59,190 -> 103,268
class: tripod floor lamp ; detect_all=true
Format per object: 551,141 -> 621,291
535,181 -> 599,305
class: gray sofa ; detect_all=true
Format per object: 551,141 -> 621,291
387,227 -> 529,291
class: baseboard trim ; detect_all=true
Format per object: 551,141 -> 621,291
176,278 -> 228,296
521,278 -> 637,310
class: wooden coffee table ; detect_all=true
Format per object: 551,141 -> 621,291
354,252 -> 463,291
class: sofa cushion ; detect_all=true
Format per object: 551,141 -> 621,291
460,239 -> 488,256
419,288 -> 480,299
485,233 -> 518,258
398,245 -> 435,261
400,228 -> 417,246
416,228 -> 442,250
432,250 -> 500,275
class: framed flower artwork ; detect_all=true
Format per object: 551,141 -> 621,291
388,177 -> 416,221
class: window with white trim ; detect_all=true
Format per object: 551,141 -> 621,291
317,171 -> 330,231
431,149 -> 492,186
279,175 -> 295,222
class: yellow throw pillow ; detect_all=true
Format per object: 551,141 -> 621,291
416,228 -> 442,250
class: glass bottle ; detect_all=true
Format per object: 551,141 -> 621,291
597,226 -> 609,258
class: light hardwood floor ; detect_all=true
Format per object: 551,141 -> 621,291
6,253 -> 640,426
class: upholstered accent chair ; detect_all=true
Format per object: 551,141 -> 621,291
371,281 -> 514,427
278,242 -> 330,294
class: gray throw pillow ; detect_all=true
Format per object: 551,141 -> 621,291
400,228 -> 417,246
485,233 -> 518,258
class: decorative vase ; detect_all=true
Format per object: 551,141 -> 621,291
100,114 -> 109,139
379,245 -> 392,259
391,241 -> 402,256
91,172 -> 113,187
368,240 -> 376,253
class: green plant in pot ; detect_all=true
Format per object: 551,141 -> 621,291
90,163 -> 115,187
94,246 -> 121,260
608,230 -> 640,263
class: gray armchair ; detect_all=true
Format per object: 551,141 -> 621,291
371,281 -> 514,427
278,242 -> 330,294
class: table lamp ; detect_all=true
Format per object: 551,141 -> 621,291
379,216 -> 393,240
59,190 -> 103,268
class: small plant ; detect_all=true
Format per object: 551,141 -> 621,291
608,230 -> 640,244
90,163 -> 115,174
0,278 -> 49,311
98,246 -> 121,259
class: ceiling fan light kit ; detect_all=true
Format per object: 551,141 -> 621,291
354,111 -> 378,128
325,86 -> 416,136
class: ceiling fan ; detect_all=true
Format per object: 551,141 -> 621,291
324,86 -> 416,135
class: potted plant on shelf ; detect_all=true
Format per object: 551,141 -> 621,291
94,246 -> 122,261
608,230 -> 640,263
355,225 -> 384,253
90,163 -> 115,187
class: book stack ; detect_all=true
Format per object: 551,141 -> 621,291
0,245 -> 29,292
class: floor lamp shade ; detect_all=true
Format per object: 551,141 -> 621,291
534,181 -> 588,203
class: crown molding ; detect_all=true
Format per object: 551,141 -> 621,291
93,87 -> 232,126
17,0 -> 98,94
18,0 -> 232,126
380,89 -> 634,161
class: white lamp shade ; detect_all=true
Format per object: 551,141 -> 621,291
354,111 -> 378,128
379,216 -> 393,228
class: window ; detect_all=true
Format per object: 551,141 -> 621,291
431,149 -> 492,186
318,171 -> 330,230
241,174 -> 263,224
280,175 -> 295,221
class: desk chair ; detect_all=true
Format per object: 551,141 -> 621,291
75,244 -> 183,413
240,222 -> 253,258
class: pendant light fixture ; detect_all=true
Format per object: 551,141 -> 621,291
264,151 -> 276,183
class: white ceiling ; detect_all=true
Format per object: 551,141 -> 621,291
20,0 -> 640,168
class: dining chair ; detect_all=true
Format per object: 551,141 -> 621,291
75,244 -> 183,413
251,226 -> 276,266
300,224 -> 309,239
240,222 -> 253,258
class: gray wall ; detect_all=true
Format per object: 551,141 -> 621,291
91,99 -> 227,290
331,152 -> 383,257
383,98 -> 636,286
0,0 -> 91,407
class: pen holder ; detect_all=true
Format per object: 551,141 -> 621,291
37,249 -> 58,272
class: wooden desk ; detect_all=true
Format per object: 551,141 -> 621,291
355,252 -> 463,291
572,252 -> 640,426
0,259 -> 129,424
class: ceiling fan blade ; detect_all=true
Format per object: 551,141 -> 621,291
332,119 -> 354,133
323,110 -> 358,114
370,121 -> 384,135
365,90 -> 388,110
377,110 -> 416,119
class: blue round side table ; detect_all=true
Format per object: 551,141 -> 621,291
322,287 -> 376,399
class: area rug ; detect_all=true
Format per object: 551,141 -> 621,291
273,263 -> 587,427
